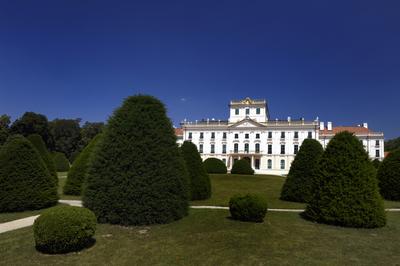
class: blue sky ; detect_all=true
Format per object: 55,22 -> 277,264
0,0 -> 399,138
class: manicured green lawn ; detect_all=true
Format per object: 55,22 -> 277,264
1,209 -> 399,265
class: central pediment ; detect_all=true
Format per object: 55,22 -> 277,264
229,118 -> 266,128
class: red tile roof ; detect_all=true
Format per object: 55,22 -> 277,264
320,126 -> 371,135
384,152 -> 390,158
175,128 -> 183,136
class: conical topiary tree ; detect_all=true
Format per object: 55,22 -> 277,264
203,158 -> 227,174
64,134 -> 102,196
280,139 -> 323,203
53,152 -> 70,172
377,149 -> 400,201
231,159 -> 254,175
83,95 -> 189,225
180,141 -> 211,200
27,134 -> 58,185
302,131 -> 386,228
0,135 -> 58,212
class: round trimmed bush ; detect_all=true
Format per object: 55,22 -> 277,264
280,139 -> 323,203
377,149 -> 400,201
231,159 -> 254,175
203,158 -> 227,174
0,135 -> 58,212
27,134 -> 58,185
53,152 -> 70,172
229,194 -> 267,222
83,95 -> 189,225
303,131 -> 386,228
180,141 -> 211,200
34,205 -> 97,254
64,134 -> 102,195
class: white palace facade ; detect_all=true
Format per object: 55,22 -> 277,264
176,97 -> 384,175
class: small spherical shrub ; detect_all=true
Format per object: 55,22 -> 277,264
377,149 -> 400,201
0,135 -> 58,212
231,159 -> 254,175
203,158 -> 227,174
53,152 -> 70,172
33,205 -> 97,254
180,141 -> 211,200
229,194 -> 267,222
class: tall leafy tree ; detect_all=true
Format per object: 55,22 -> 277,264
377,149 -> 400,201
385,137 -> 400,152
83,95 -> 189,225
49,119 -> 81,160
303,131 -> 386,228
280,139 -> 324,203
0,114 -> 11,146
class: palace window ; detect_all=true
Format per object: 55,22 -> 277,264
245,133 -> 249,139
256,133 -> 260,139
256,108 -> 260,114
268,144 -> 272,154
211,132 -> 215,139
234,143 -> 239,153
281,145 -> 285,155
223,132 -> 227,139
211,144 -> 215,154
200,132 -> 204,139
268,132 -> 272,139
222,144 -> 226,154
235,133 -> 239,139
255,143 -> 260,153
375,140 -> 380,146
308,131 -> 312,139
246,108 -> 250,115
280,160 -> 285,169
244,143 -> 249,153
267,159 -> 272,169
188,132 -> 192,139
294,131 -> 299,139
376,149 -> 380,158
199,144 -> 203,154
281,132 -> 285,139
235,108 -> 239,115
255,159 -> 260,169
294,144 -> 299,154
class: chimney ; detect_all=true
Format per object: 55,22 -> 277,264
319,121 -> 325,130
327,122 -> 333,131
363,122 -> 368,128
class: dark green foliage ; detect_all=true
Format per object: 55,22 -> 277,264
10,112 -> 52,148
80,122 -> 104,147
280,139 -> 324,203
231,159 -> 254,175
180,141 -> 211,200
33,206 -> 97,254
372,159 -> 381,169
303,131 -> 386,228
203,158 -> 227,174
377,149 -> 400,201
64,134 -> 102,195
53,152 -> 70,172
83,95 -> 189,225
0,114 -> 11,146
229,194 -> 268,222
0,135 -> 58,212
50,119 -> 82,160
385,137 -> 400,152
27,134 -> 58,184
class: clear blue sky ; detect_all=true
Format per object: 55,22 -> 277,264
0,0 -> 399,139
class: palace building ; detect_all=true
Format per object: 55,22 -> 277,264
176,97 -> 384,175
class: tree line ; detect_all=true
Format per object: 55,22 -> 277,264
0,112 -> 103,161
385,137 -> 400,152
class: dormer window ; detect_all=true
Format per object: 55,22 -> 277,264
245,108 -> 250,115
235,109 -> 239,115
256,108 -> 260,114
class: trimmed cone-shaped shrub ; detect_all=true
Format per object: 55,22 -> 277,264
203,158 -> 227,174
377,149 -> 400,201
0,135 -> 58,212
180,141 -> 211,200
229,194 -> 267,222
34,205 -> 97,254
27,134 -> 58,185
372,158 -> 381,170
231,159 -> 254,175
303,131 -> 386,228
53,152 -> 70,172
64,134 -> 102,196
83,95 -> 189,225
280,139 -> 323,203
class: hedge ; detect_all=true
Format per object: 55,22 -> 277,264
53,152 -> 70,172
83,95 -> 189,225
0,135 -> 58,212
203,158 -> 227,174
229,194 -> 267,222
34,205 -> 97,254
231,159 -> 254,175
377,149 -> 400,201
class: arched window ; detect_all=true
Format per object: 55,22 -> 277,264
234,143 -> 239,153
280,159 -> 285,169
255,143 -> 260,153
244,143 -> 249,153
267,159 -> 272,169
